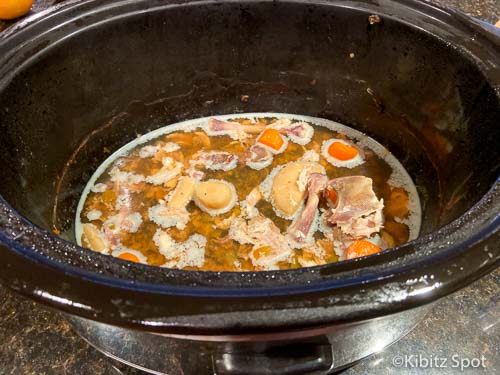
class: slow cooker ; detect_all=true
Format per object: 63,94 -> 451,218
0,0 -> 498,373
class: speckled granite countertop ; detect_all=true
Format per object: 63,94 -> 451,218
0,1 -> 499,374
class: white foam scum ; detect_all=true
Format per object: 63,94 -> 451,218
86,209 -> 102,221
240,199 -> 259,219
269,120 -> 314,146
288,122 -> 314,145
104,212 -> 143,234
153,229 -> 206,269
139,144 -> 160,158
90,183 -> 107,193
301,150 -> 320,163
148,203 -> 189,230
145,159 -> 183,185
246,157 -> 273,171
109,167 -> 145,184
161,142 -> 181,153
138,142 -> 180,159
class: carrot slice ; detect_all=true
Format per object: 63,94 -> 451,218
345,240 -> 382,259
328,141 -> 359,161
258,129 -> 285,151
118,252 -> 141,263
326,188 -> 338,206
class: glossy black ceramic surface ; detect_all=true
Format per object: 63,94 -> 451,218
0,0 -> 498,333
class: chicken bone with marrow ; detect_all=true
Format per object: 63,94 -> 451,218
323,176 -> 384,239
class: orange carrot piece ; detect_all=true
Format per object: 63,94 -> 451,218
118,252 -> 140,263
258,129 -> 285,151
326,188 -> 338,205
345,240 -> 382,259
328,142 -> 359,161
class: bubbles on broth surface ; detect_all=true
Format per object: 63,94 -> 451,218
75,113 -> 422,271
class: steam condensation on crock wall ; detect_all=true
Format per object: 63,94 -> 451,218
74,113 -> 422,253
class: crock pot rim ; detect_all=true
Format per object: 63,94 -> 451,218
1,191 -> 498,295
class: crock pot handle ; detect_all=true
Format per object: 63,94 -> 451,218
213,344 -> 333,374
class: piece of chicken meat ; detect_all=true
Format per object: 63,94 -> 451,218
246,144 -> 274,170
269,119 -> 314,145
229,215 -> 293,270
206,118 -> 264,140
240,187 -> 262,218
148,176 -> 197,230
324,176 -> 384,239
287,173 -> 328,246
191,150 -> 238,171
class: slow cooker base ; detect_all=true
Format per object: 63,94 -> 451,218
66,305 -> 431,375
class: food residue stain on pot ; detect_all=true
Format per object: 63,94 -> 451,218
75,114 -> 421,271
